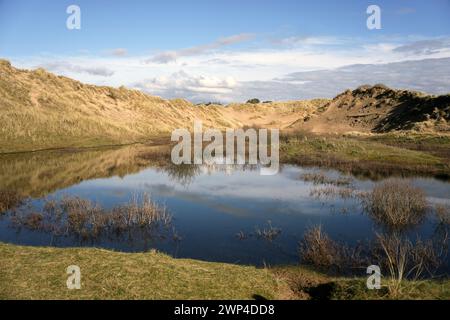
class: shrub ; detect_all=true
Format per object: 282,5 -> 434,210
246,98 -> 260,104
362,179 -> 427,231
299,225 -> 337,269
298,225 -> 367,274
373,233 -> 440,296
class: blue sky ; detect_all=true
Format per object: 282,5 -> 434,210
1,0 -> 450,101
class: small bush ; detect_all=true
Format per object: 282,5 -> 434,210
373,233 -> 440,296
362,179 -> 427,230
299,226 -> 337,269
246,98 -> 260,104
298,226 -> 367,274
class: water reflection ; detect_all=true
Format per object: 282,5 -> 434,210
0,145 -> 449,268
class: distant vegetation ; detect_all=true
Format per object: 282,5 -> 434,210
246,98 -> 260,104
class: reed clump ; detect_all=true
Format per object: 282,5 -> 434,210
254,221 -> 282,242
11,193 -> 172,241
300,172 -> 352,186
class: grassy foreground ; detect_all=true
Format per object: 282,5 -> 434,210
1,243 -> 449,300
0,243 -> 279,300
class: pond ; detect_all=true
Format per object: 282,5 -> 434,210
0,144 -> 449,268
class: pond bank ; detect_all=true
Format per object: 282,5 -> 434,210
1,243 -> 448,300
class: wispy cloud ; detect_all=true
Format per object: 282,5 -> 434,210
270,35 -> 349,47
40,61 -> 115,77
145,33 -> 255,64
393,37 -> 450,55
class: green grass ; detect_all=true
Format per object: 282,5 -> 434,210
282,136 -> 441,164
1,243 -> 448,300
280,133 -> 450,178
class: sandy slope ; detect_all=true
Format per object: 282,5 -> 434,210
298,84 -> 450,134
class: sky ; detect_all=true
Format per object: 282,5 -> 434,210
1,0 -> 450,102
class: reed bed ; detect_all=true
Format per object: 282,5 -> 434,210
11,193 -> 173,242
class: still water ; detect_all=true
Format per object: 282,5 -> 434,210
0,145 -> 449,266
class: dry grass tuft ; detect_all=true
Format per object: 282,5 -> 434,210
254,221 -> 282,242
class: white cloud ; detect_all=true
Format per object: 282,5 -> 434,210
231,57 -> 450,101
145,33 -> 255,64
134,70 -> 238,102
40,61 -> 115,77
393,37 -> 450,55
270,35 -> 349,47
